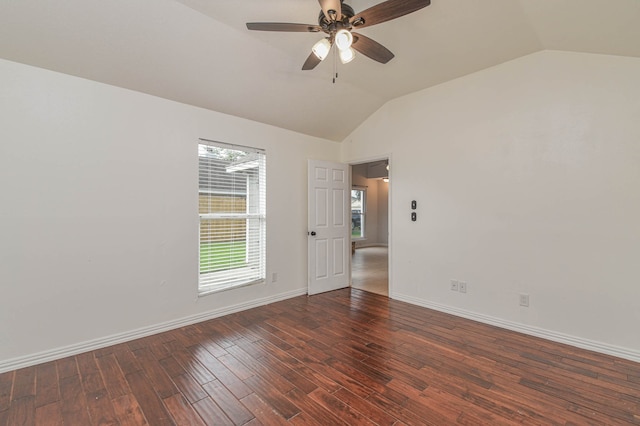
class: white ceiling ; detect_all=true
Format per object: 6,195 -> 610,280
1,0 -> 639,142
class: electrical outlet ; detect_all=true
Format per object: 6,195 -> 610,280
272,272 -> 278,283
450,280 -> 459,291
459,281 -> 467,293
519,293 -> 529,307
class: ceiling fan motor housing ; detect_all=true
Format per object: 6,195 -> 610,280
318,2 -> 355,32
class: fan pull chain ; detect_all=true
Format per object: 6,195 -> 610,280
333,45 -> 337,83
333,44 -> 339,84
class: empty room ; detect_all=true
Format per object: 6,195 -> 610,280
1,0 -> 639,424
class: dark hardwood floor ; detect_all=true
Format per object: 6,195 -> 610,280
1,288 -> 639,425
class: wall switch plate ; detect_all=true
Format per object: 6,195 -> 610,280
459,281 -> 467,293
519,293 -> 530,307
272,272 -> 278,282
450,280 -> 459,291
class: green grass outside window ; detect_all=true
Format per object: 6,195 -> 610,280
199,241 -> 247,274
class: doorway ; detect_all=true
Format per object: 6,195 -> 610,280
350,159 -> 390,296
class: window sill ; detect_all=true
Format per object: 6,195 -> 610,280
198,278 -> 264,298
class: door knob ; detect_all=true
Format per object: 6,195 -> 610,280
310,231 -> 317,236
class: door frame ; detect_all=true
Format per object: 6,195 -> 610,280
348,154 -> 392,296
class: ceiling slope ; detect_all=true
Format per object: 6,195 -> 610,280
0,0 -> 637,142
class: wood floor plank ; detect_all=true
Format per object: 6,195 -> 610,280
217,353 -> 255,381
170,347 -> 216,386
373,355 -> 429,391
85,389 -> 120,426
158,355 -> 185,379
240,393 -> 288,426
162,393 -> 205,426
191,397 -> 233,426
0,370 -> 14,411
114,346 -> 142,376
77,352 -> 110,396
1,288 -> 639,425
191,325 -> 228,358
11,367 -> 36,401
288,411 -> 323,426
201,380 -> 253,425
199,322 -> 238,349
186,345 -> 252,399
251,323 -> 309,355
148,337 -> 175,360
283,387 -> 345,425
171,373 -> 208,404
124,371 -> 173,426
76,350 -> 118,425
34,362 -> 59,408
112,394 -> 148,426
326,355 -> 392,387
307,387 -> 376,426
0,408 -> 7,426
332,387 -> 398,426
34,401 -> 63,426
132,347 -> 178,399
243,374 -> 301,420
298,358 -> 373,399
364,391 -> 428,425
59,374 -> 91,425
55,356 -> 78,380
95,353 -> 130,399
5,396 -> 35,426
225,344 -> 295,395
234,340 -> 318,394
250,339 -> 340,394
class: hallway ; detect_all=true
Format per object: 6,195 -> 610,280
351,246 -> 388,296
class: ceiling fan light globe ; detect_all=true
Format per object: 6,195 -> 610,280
339,47 -> 356,64
335,29 -> 353,50
312,38 -> 331,60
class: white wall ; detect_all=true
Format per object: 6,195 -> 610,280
342,51 -> 640,360
0,58 -> 340,369
377,180 -> 389,245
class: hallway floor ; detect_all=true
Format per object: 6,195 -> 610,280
351,246 -> 388,296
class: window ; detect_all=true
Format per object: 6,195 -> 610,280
198,140 -> 266,295
351,188 -> 365,239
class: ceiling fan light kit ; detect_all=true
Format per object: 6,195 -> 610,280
312,38 -> 332,60
334,29 -> 353,50
339,47 -> 356,64
246,0 -> 431,71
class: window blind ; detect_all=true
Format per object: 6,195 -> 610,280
198,140 -> 266,294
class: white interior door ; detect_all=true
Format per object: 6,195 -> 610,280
308,159 -> 350,295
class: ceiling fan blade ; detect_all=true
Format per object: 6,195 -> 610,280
350,0 -> 430,29
318,0 -> 342,21
302,51 -> 323,70
246,22 -> 322,32
352,33 -> 394,64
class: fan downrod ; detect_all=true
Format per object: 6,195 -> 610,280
318,2 -> 355,32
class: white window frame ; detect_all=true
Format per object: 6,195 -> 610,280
198,139 -> 266,296
351,188 -> 366,240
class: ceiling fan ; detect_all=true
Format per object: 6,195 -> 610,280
246,0 -> 431,70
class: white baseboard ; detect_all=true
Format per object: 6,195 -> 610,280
0,288 -> 307,374
5,288 -> 636,373
391,292 -> 640,364
355,243 -> 388,248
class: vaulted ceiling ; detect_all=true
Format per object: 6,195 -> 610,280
1,0 -> 639,141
